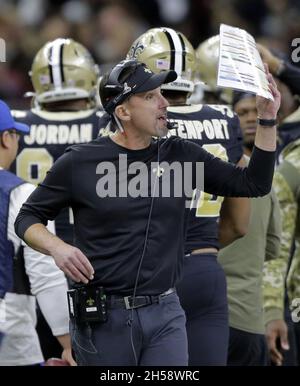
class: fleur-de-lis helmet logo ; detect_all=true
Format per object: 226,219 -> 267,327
128,41 -> 145,59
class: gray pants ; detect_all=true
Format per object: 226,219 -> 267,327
70,292 -> 188,366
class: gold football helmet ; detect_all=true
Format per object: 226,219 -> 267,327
196,35 -> 219,92
30,38 -> 99,105
196,35 -> 232,104
127,27 -> 196,93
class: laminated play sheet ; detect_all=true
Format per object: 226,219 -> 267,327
217,24 -> 273,100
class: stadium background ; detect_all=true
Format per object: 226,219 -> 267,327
1,0 -> 300,108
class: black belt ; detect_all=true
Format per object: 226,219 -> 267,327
107,288 -> 176,310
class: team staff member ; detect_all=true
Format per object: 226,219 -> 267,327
219,92 -> 283,365
0,100 -> 75,366
259,44 -> 300,366
15,60 -> 280,366
126,27 -> 250,366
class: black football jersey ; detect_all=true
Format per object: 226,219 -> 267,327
167,104 -> 243,252
11,108 -> 104,244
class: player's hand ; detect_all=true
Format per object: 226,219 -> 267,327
265,319 -> 289,366
62,348 -> 77,366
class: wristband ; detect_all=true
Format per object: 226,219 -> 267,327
257,117 -> 277,127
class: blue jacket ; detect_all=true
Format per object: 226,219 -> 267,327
0,169 -> 24,298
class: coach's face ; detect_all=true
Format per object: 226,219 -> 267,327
123,87 -> 170,138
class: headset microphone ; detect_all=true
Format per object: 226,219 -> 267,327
167,121 -> 177,130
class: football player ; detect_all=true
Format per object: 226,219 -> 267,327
195,35 -> 233,105
12,38 -> 103,245
11,38 -> 103,360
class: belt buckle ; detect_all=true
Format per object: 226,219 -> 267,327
124,296 -> 150,309
124,296 -> 132,310
160,288 -> 174,298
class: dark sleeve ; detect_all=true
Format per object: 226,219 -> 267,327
183,140 -> 275,197
203,146 -> 275,197
15,150 -> 73,239
278,62 -> 300,96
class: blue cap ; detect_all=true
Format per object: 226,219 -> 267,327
0,100 -> 30,134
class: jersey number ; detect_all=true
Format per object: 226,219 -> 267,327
16,148 -> 74,225
16,148 -> 53,185
194,144 -> 228,217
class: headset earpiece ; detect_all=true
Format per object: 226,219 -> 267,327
102,60 -> 140,114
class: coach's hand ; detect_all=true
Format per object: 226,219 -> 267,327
23,223 -> 94,283
256,63 -> 281,120
50,241 -> 94,284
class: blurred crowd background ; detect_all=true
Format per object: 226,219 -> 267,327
1,0 -> 300,108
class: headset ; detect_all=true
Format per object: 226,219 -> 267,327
102,60 -> 140,115
101,60 -> 141,133
102,60 -> 176,135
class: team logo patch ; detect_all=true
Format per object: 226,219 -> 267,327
123,82 -> 132,94
39,74 -> 50,85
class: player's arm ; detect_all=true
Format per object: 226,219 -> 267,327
218,197 -> 250,247
258,43 -> 300,96
24,241 -> 77,366
218,155 -> 250,247
263,184 -> 289,366
264,166 -> 298,322
10,184 -> 77,365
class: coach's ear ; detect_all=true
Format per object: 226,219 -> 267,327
115,103 -> 131,122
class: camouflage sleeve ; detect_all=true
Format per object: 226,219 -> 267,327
263,180 -> 285,324
263,173 -> 297,324
287,244 -> 300,306
272,170 -> 297,267
265,187 -> 281,262
282,148 -> 300,308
